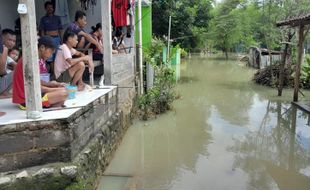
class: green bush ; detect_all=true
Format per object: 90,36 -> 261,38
143,37 -> 165,66
139,38 -> 177,120
301,56 -> 310,88
138,64 -> 176,120
180,48 -> 188,58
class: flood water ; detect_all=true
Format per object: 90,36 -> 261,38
101,56 -> 310,190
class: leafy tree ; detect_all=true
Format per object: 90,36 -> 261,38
152,0 -> 310,55
208,0 -> 242,59
152,0 -> 213,50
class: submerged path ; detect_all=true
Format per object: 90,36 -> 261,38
99,56 -> 310,190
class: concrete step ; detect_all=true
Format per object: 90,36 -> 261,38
97,174 -> 137,190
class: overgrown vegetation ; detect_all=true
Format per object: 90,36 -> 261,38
152,0 -> 212,51
253,62 -> 294,88
153,0 -> 310,58
138,38 -> 177,120
207,0 -> 310,59
301,56 -> 310,89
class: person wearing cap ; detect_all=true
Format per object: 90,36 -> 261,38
12,36 -> 68,109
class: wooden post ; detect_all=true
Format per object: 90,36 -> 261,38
278,32 -> 293,96
102,0 -> 112,85
19,0 -> 42,119
293,25 -> 305,102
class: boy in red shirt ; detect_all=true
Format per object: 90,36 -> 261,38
13,36 -> 68,109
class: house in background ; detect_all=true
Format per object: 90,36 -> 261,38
248,46 -> 282,69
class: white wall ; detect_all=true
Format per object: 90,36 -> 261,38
0,0 -> 102,32
68,0 -> 102,33
0,0 -> 19,30
0,0 -> 49,30
35,0 -> 47,23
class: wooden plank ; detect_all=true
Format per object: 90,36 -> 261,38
19,0 -> 42,119
292,102 -> 310,114
102,0 -> 112,85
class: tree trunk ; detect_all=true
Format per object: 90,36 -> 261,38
278,32 -> 293,96
293,25 -> 305,102
278,45 -> 287,96
278,44 -> 289,96
225,50 -> 228,60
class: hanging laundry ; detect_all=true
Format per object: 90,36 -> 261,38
112,0 -> 129,27
54,0 -> 70,28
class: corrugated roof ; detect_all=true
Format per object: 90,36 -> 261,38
276,13 -> 310,27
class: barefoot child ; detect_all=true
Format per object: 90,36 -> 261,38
54,29 -> 94,91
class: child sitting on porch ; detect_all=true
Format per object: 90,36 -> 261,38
6,47 -> 20,71
12,36 -> 68,109
87,23 -> 118,61
54,29 -> 94,91
88,23 -> 104,61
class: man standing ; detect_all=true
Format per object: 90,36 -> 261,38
39,1 -> 63,50
0,28 -> 16,98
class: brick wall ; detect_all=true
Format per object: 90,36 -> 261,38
0,89 -> 118,172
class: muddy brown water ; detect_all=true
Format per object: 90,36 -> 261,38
100,57 -> 310,190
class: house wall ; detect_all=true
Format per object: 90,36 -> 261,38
67,0 -> 102,32
0,0 -> 102,34
0,0 -> 19,30
248,48 -> 260,69
260,54 -> 282,69
135,5 -> 152,49
0,0 -> 52,30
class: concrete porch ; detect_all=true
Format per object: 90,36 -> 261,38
0,86 -> 118,172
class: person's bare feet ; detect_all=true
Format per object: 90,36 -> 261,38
0,112 -> 6,117
77,82 -> 85,91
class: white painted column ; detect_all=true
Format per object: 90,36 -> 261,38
102,0 -> 113,85
19,0 -> 42,119
138,0 -> 143,94
167,15 -> 171,63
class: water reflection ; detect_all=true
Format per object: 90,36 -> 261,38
139,97 -> 213,190
103,57 -> 310,190
229,101 -> 310,190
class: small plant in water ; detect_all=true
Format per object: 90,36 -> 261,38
138,38 -> 177,120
